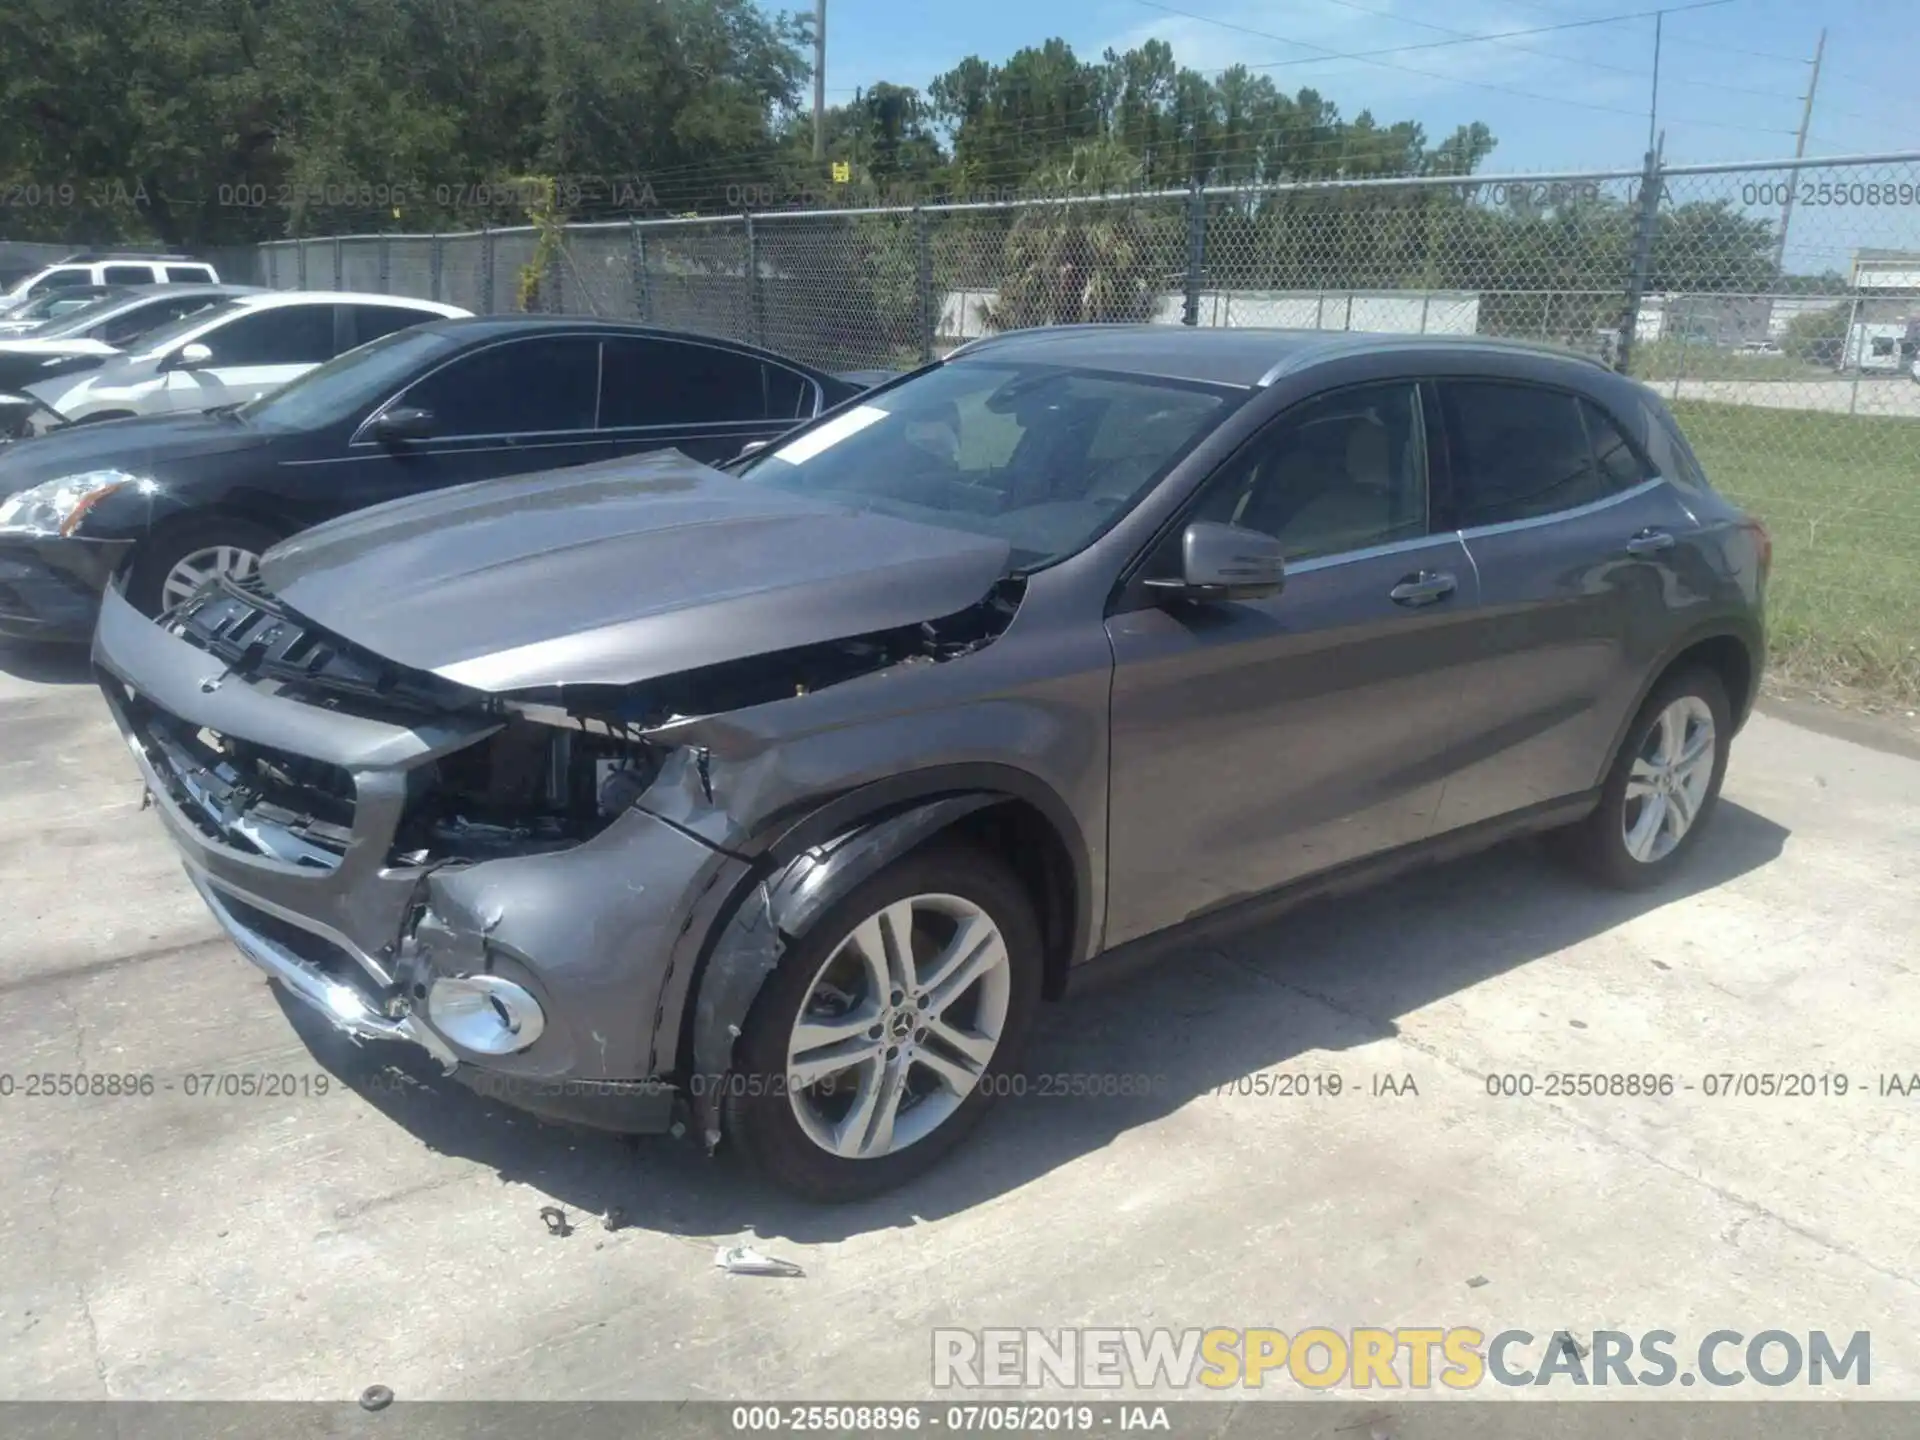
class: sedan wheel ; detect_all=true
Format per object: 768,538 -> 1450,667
723,843 -> 1042,1201
161,544 -> 260,610
785,893 -> 1012,1161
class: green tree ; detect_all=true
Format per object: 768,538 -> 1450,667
1780,303 -> 1849,365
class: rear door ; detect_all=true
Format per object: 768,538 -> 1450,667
158,304 -> 338,413
1427,379 -> 1704,834
325,333 -> 608,513
1103,378 -> 1484,946
598,336 -> 819,464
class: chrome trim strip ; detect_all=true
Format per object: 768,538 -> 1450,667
1457,476 -> 1666,541
1286,531 -> 1461,577
191,871 -> 458,1072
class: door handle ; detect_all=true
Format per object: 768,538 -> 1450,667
1388,570 -> 1457,606
1626,528 -> 1676,556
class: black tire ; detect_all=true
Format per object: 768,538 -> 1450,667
1558,665 -> 1732,890
722,842 -> 1043,1202
125,515 -> 281,618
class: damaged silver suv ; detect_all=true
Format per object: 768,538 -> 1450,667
93,325 -> 1768,1200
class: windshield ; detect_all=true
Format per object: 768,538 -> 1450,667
13,290 -> 114,326
739,359 -> 1234,569
125,298 -> 251,357
235,325 -> 465,431
35,292 -> 160,338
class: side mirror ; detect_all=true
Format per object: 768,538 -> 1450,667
171,342 -> 214,370
372,405 -> 435,443
736,439 -> 770,459
1145,521 -> 1286,604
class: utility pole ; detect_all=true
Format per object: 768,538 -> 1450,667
1647,10 -> 1663,155
812,0 -> 828,164
1773,27 -> 1826,273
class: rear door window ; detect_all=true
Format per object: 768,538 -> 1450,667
102,264 -> 156,286
165,265 -> 216,283
398,336 -> 599,436
196,304 -> 339,366
1581,400 -> 1657,492
1441,381 -> 1614,528
345,304 -> 438,349
599,337 -> 772,427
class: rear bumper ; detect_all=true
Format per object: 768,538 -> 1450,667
91,580 -> 722,1134
0,536 -> 127,642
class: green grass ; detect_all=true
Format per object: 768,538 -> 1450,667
1671,399 -> 1920,702
1632,341 -> 1831,383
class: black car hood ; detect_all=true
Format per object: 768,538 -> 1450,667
259,449 -> 1014,693
0,409 -> 274,494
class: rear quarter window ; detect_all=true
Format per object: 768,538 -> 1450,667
1639,398 -> 1713,492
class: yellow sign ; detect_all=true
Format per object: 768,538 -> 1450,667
831,161 -> 851,184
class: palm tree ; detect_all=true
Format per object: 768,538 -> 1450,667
987,141 -> 1171,330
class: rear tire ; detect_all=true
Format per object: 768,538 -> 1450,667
125,515 -> 281,618
1558,666 -> 1731,890
722,842 -> 1043,1202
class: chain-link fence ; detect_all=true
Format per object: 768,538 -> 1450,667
246,150 -> 1920,699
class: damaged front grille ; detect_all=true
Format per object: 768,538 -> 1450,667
165,575 -> 482,721
123,690 -> 359,868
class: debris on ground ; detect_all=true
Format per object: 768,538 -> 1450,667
715,1244 -> 805,1277
539,1205 -> 573,1237
603,1206 -> 627,1233
1466,1274 -> 1489,1288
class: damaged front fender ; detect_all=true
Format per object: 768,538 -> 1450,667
683,794 -> 999,1148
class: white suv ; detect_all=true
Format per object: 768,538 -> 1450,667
0,254 -> 221,316
28,291 -> 470,422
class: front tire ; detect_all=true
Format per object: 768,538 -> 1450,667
1560,666 -> 1731,890
125,515 -> 280,618
723,842 -> 1043,1202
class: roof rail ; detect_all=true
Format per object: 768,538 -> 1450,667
58,250 -> 198,264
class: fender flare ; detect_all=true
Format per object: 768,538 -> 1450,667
683,793 -> 1000,1147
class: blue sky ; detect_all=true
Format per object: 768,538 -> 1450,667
816,0 -> 1915,171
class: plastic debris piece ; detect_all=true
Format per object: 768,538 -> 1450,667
539,1205 -> 573,1237
1466,1275 -> 1489,1288
359,1385 -> 394,1411
715,1244 -> 804,1277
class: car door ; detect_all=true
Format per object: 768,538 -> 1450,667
1103,378 -> 1484,948
327,334 -> 608,511
157,304 -> 338,413
1426,379 -> 1706,835
597,335 -> 819,464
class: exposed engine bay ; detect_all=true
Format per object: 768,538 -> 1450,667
154,572 -> 1025,868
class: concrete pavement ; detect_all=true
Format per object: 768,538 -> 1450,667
2,639 -> 1917,1402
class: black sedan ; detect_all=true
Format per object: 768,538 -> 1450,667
0,317 -> 865,641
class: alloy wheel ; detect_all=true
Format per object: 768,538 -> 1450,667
161,544 -> 259,611
1622,694 -> 1717,864
784,892 -> 1012,1160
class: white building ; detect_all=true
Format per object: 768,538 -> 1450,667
937,287 -> 1482,344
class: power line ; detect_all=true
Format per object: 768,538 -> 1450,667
1131,0 -> 1742,69
1131,1 -> 1795,136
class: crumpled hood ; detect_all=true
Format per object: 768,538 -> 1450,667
259,449 -> 1014,693
0,409 -> 274,495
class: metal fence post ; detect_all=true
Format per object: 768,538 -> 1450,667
549,244 -> 565,315
296,240 -> 307,290
1615,145 -> 1664,376
429,234 -> 443,303
742,212 -> 761,345
479,223 -> 494,314
629,219 -> 651,322
377,235 -> 390,294
332,236 -> 343,290
1183,177 -> 1205,327
915,206 -> 933,362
